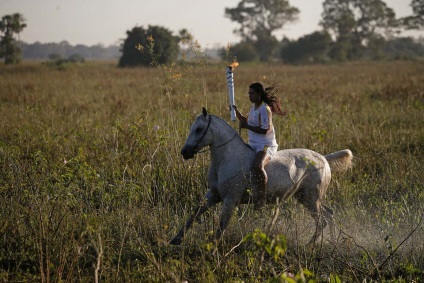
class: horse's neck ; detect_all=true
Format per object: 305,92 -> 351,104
210,116 -> 236,144
209,116 -> 253,168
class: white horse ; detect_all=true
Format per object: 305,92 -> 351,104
170,108 -> 352,245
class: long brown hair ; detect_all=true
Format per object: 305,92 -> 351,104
249,82 -> 285,115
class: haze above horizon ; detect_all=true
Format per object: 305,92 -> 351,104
1,0 -> 422,47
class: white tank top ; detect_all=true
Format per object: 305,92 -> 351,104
247,102 -> 278,147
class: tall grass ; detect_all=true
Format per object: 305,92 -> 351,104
1,59 -> 423,282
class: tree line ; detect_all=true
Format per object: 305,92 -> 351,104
223,0 -> 424,63
118,0 -> 424,66
21,41 -> 120,61
1,0 -> 424,66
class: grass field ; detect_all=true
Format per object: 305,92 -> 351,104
1,59 -> 424,282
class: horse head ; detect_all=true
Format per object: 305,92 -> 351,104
181,107 -> 213,159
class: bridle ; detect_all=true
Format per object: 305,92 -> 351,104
193,115 -> 212,151
194,115 -> 238,154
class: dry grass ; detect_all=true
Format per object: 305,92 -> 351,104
1,60 -> 423,282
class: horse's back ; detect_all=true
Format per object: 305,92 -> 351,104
266,148 -> 331,199
272,148 -> 327,164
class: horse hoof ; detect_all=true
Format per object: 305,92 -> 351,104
169,237 -> 182,245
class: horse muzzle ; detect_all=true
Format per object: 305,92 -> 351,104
181,145 -> 196,160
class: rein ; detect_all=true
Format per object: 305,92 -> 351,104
195,116 -> 238,154
197,132 -> 238,154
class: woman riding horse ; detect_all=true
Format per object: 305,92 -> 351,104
233,82 -> 285,209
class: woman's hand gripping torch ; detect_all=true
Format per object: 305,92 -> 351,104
226,61 -> 239,121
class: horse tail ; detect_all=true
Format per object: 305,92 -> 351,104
325,149 -> 353,173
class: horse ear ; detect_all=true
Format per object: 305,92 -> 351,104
202,107 -> 208,117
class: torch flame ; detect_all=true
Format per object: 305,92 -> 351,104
228,61 -> 239,70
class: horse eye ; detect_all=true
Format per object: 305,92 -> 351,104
195,127 -> 203,133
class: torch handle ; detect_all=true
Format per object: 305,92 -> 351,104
226,66 -> 236,121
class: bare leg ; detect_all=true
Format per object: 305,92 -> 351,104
170,193 -> 219,245
251,151 -> 270,210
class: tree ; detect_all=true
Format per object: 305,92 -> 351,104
220,41 -> 258,62
225,0 -> 299,61
119,25 -> 180,67
281,31 -> 333,63
0,13 -> 27,64
68,53 -> 85,63
383,37 -> 424,59
400,0 -> 424,30
320,0 -> 396,60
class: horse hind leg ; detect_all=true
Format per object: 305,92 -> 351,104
305,204 -> 336,245
307,212 -> 327,246
299,197 -> 327,246
322,205 -> 335,242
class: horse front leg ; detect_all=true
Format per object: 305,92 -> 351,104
215,198 -> 236,241
170,191 -> 219,245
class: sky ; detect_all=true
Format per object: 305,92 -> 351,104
1,0 -> 422,48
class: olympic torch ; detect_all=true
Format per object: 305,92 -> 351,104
226,61 -> 239,121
